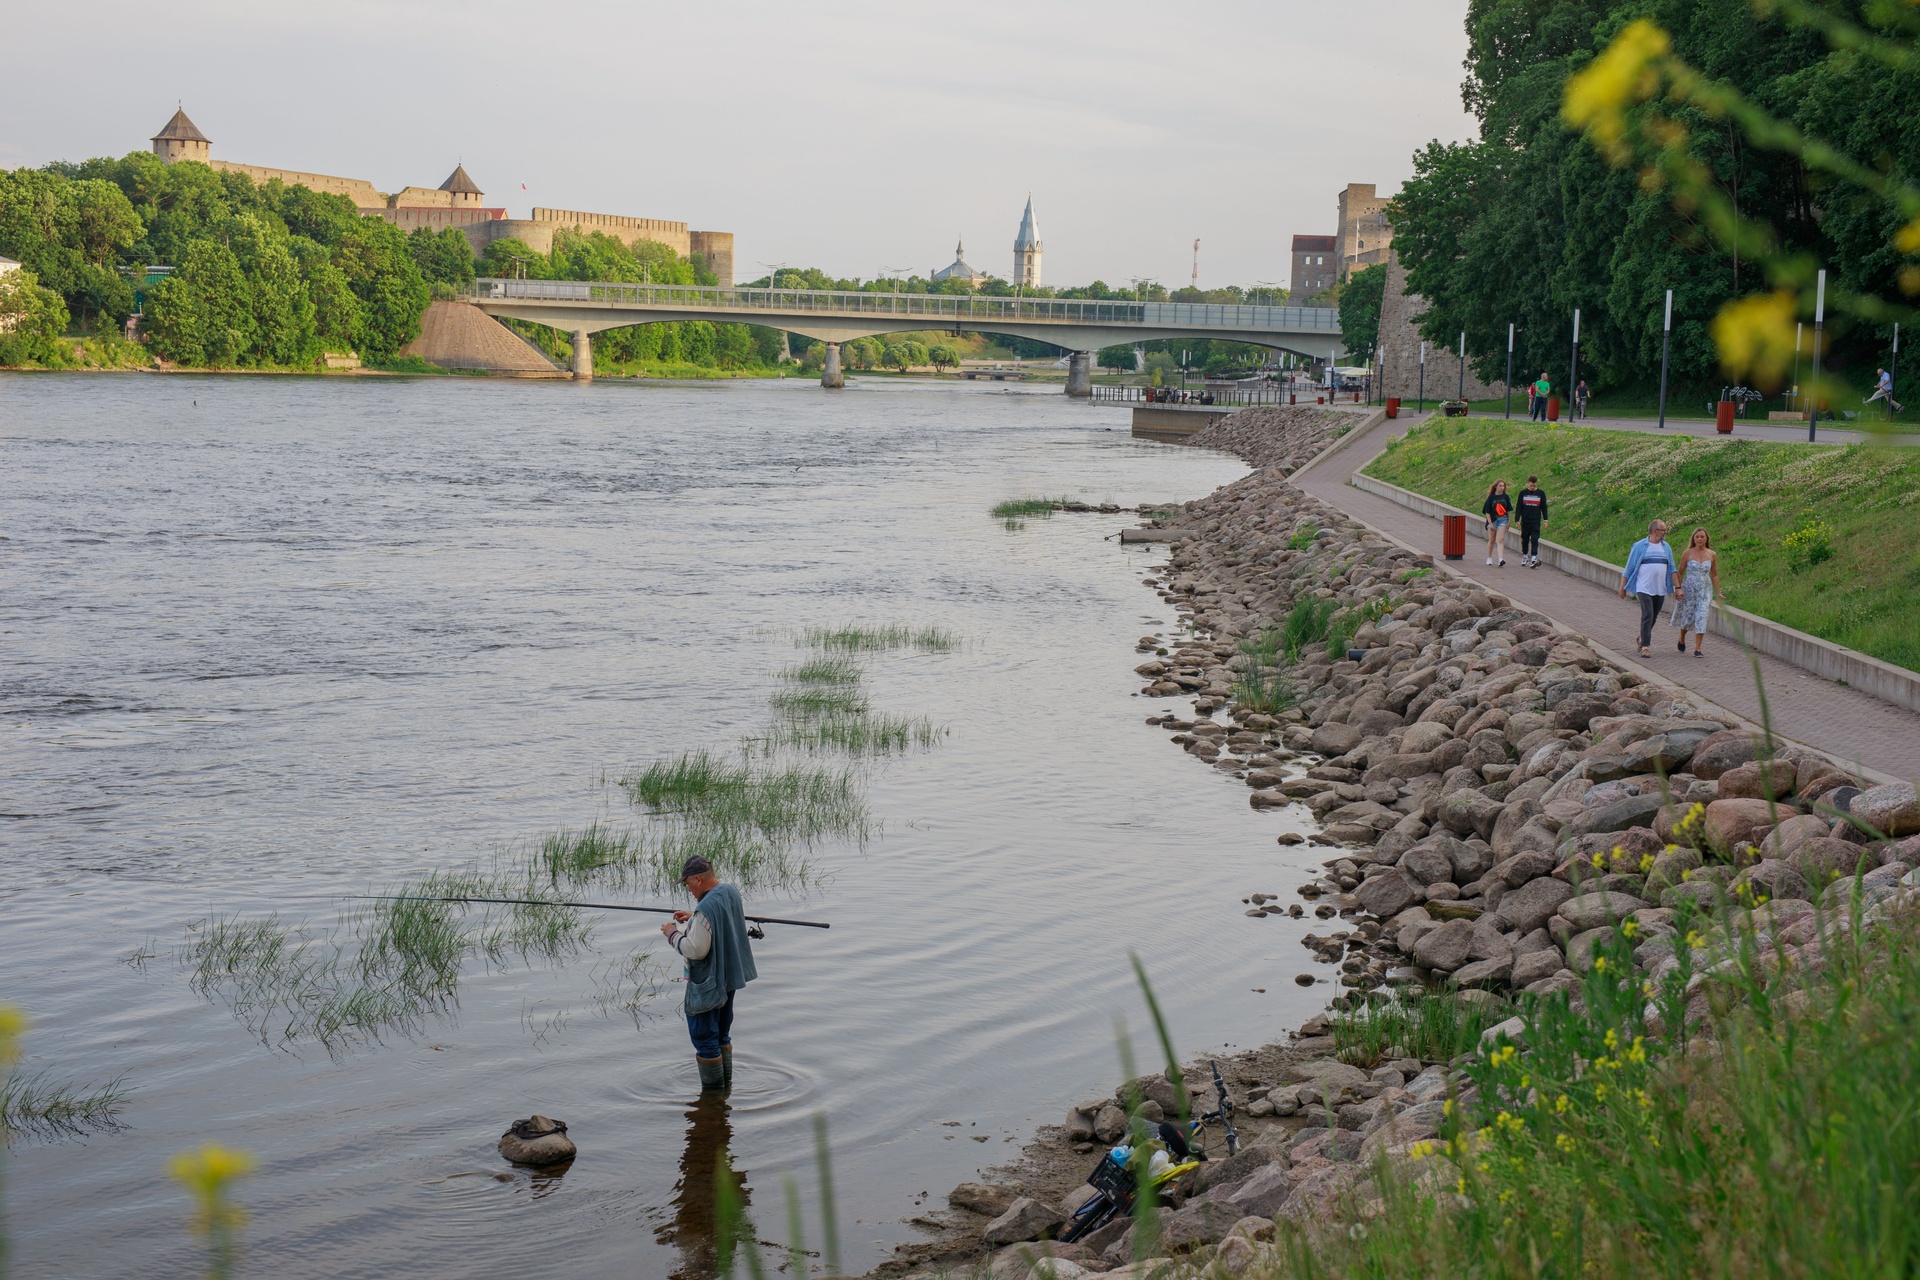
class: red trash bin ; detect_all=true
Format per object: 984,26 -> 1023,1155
1289,393 -> 1296,405
1385,397 -> 1401,419
1547,396 -> 1561,422
1443,514 -> 1467,561
1317,395 -> 1326,404
1716,400 -> 1735,434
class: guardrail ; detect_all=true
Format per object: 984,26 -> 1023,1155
470,279 -> 1343,332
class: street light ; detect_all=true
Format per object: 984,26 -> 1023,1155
1457,329 -> 1466,405
1504,323 -> 1514,419
1569,307 -> 1581,421
1809,269 -> 1826,442
1891,323 -> 1902,423
1418,340 -> 1427,413
1657,290 -> 1673,430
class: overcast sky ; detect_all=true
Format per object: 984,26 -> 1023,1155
2,0 -> 1477,289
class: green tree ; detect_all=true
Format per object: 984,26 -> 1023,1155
146,239 -> 255,366
1097,343 -> 1138,371
927,344 -> 959,371
1338,262 -> 1387,364
844,336 -> 882,369
332,218 -> 428,359
407,227 -> 476,290
0,265 -> 70,363
478,236 -> 544,281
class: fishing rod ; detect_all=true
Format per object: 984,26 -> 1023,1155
350,894 -> 830,929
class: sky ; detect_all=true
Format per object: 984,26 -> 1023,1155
1,0 -> 1479,290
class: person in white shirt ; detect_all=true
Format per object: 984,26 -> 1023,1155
1620,520 -> 1676,657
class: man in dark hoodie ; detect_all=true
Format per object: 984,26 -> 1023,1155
1516,475 -> 1549,568
663,855 -> 758,1092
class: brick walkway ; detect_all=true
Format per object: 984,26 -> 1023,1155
1293,412 -> 1920,782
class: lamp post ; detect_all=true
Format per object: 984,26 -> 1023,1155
1792,321 -> 1802,411
1809,270 -> 1826,442
1569,307 -> 1581,421
1457,329 -> 1466,405
1418,341 -> 1427,412
1657,289 -> 1673,430
1504,323 -> 1514,419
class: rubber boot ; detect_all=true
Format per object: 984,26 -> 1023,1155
696,1055 -> 726,1092
721,1045 -> 734,1091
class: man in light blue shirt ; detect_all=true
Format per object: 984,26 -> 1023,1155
1620,520 -> 1676,657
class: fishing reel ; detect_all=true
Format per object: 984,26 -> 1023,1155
747,923 -> 765,940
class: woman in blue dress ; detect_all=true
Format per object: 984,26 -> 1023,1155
1671,527 -> 1719,657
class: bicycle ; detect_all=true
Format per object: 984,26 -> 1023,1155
1057,1061 -> 1240,1244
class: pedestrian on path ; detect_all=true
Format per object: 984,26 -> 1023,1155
1620,519 -> 1677,657
1671,527 -> 1720,657
1574,379 -> 1591,420
1530,372 -> 1551,421
1865,367 -> 1904,419
1516,475 -> 1548,566
1482,480 -> 1513,567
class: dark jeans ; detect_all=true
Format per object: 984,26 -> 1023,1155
686,991 -> 736,1058
1519,523 -> 1541,558
1530,396 -> 1547,422
1637,593 -> 1666,648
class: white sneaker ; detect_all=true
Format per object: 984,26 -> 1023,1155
1499,558 -> 1507,566
1486,557 -> 1494,565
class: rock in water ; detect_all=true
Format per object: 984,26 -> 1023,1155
498,1115 -> 576,1166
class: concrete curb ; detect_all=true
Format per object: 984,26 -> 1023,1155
1345,469 -> 1920,720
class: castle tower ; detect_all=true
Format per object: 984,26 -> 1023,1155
151,107 -> 210,164
1013,195 -> 1042,288
438,163 -> 485,208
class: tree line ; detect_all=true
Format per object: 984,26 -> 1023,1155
1390,0 -> 1919,396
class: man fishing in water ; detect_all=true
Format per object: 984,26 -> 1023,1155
661,855 -> 757,1092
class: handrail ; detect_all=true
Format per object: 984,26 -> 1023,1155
469,278 -> 1343,331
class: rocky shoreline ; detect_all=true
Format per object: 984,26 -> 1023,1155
876,405 -> 1920,1280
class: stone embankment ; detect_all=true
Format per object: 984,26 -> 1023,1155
888,405 -> 1920,1280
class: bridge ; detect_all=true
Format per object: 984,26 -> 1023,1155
467,278 -> 1345,390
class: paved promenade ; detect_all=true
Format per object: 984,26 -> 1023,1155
1293,412 -> 1920,782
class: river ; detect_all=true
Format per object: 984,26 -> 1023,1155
0,372 -> 1332,1278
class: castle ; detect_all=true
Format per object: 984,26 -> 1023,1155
149,108 -> 734,284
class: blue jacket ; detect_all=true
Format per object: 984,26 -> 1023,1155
684,883 -> 757,1015
1622,538 -> 1676,596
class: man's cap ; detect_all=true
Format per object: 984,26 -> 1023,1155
679,854 -> 714,881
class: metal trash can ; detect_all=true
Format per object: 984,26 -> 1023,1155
1716,400 -> 1735,434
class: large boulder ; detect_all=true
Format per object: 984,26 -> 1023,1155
1689,731 -> 1762,780
1497,877 -> 1574,933
983,1197 -> 1066,1246
1399,843 -> 1455,886
1795,837 -> 1877,884
1570,794 -> 1665,838
1412,918 -> 1476,972
1401,721 -> 1454,755
1311,723 -> 1364,756
1439,791 -> 1506,840
1623,727 -> 1717,775
1760,813 -> 1833,858
1221,1162 -> 1297,1220
1705,798 -> 1799,851
953,1183 -> 1021,1217
1285,1059 -> 1369,1091
1355,869 -> 1423,917
1161,1201 -> 1239,1253
1490,849 -> 1558,888
1853,783 -> 1920,838
1717,759 -> 1800,802
1729,858 -> 1810,904
1557,891 -> 1651,932
1511,949 -> 1567,986
1555,693 -> 1615,731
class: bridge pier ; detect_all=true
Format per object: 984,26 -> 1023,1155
821,341 -> 845,389
572,329 -> 592,381
1065,350 -> 1092,397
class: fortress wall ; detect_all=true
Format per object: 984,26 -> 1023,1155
371,207 -> 506,233
208,160 -> 385,210
464,218 -> 557,257
1375,251 -> 1506,401
689,231 -> 733,286
390,186 -> 456,209
530,208 -> 691,257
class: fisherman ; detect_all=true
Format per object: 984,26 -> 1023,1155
662,855 -> 757,1092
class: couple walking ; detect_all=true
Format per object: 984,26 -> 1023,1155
1480,477 -> 1550,568
1621,520 -> 1721,658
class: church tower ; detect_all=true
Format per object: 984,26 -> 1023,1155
151,107 -> 210,164
1013,195 -> 1042,288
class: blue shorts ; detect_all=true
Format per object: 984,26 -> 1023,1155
1489,517 -> 1509,530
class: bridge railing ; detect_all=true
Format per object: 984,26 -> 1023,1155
471,279 -> 1342,332
1091,384 -> 1301,406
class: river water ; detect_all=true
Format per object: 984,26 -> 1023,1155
1,373 -> 1334,1278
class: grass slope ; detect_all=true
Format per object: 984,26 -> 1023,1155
1362,418 -> 1920,672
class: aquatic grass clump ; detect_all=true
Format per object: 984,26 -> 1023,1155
535,821 -> 646,886
1279,596 -> 1338,662
989,495 -> 1073,520
779,654 -> 864,684
763,712 -> 946,756
1329,987 -> 1513,1068
797,624 -> 959,653
2,1068 -> 133,1143
622,753 -> 870,846
770,687 -> 869,720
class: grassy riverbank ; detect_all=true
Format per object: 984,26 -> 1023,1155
1361,417 -> 1920,672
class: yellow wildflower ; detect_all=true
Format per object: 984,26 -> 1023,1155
1628,1036 -> 1649,1065
1563,20 -> 1673,160
1596,1083 -> 1610,1102
1897,217 -> 1920,254
1622,919 -> 1642,939
1496,1111 -> 1526,1136
1554,1094 -> 1571,1115
1490,1044 -> 1517,1069
1557,1132 -> 1577,1152
1687,931 -> 1706,949
1408,1140 -> 1437,1160
168,1143 -> 257,1234
1640,853 -> 1656,873
0,1005 -> 26,1065
1593,955 -> 1610,973
1713,291 -> 1800,387
1604,1029 -> 1620,1050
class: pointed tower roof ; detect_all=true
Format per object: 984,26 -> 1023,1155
152,107 -> 209,144
439,164 -> 482,195
1015,195 -> 1040,249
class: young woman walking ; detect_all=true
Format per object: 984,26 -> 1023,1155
1620,519 -> 1676,657
1671,527 -> 1720,656
1482,480 -> 1513,567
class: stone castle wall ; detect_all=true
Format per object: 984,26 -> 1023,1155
689,230 -> 733,286
1375,251 -> 1506,401
208,160 -> 385,210
530,208 -> 691,257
